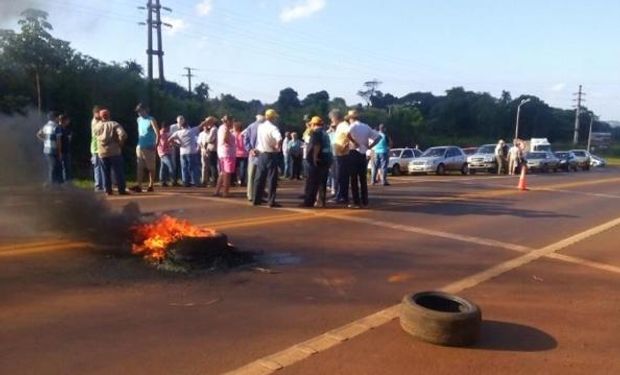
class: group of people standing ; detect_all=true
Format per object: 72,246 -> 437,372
38,103 -> 390,210
495,138 -> 527,176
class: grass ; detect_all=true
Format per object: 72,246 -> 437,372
604,157 -> 620,166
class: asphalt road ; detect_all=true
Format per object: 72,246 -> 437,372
1,168 -> 620,375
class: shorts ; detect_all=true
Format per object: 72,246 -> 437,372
218,157 -> 236,174
136,147 -> 157,172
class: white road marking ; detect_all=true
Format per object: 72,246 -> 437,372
222,216 -> 620,375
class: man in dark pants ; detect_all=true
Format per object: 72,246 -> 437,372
330,109 -> 351,204
302,116 -> 331,208
253,109 -> 283,208
347,110 -> 381,208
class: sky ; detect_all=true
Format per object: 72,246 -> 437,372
1,0 -> 619,120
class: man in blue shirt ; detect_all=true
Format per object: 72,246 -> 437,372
132,103 -> 159,193
372,124 -> 391,186
242,114 -> 264,201
36,111 -> 63,185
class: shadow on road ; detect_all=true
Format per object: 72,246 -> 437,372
473,320 -> 557,352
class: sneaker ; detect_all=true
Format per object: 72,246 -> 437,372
161,182 -> 169,187
146,186 -> 155,192
129,186 -> 142,193
347,204 -> 361,209
269,203 -> 282,208
118,191 -> 129,195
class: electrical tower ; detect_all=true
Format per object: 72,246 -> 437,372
183,67 -> 197,96
572,85 -> 586,145
138,1 -> 172,83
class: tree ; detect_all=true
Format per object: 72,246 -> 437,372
194,82 -> 210,102
0,9 -> 72,113
301,90 -> 329,117
357,79 -> 382,107
276,87 -> 301,111
123,60 -> 144,76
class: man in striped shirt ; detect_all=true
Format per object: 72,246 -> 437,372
36,111 -> 63,185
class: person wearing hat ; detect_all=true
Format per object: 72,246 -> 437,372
347,110 -> 381,208
253,109 -> 283,207
331,109 -> 352,204
495,139 -> 507,175
301,116 -> 332,208
132,103 -> 159,193
92,108 -> 128,195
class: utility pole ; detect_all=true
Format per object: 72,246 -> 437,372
572,85 -> 585,145
183,67 -> 197,96
587,113 -> 597,153
138,1 -> 172,83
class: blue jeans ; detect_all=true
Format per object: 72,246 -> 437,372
61,153 -> 72,181
283,154 -> 292,178
327,159 -> 337,194
159,154 -> 175,184
236,157 -> 248,185
45,154 -> 63,185
92,155 -> 104,191
101,155 -> 126,194
372,152 -> 389,185
181,153 -> 201,186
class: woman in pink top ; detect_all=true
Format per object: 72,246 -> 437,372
214,115 -> 237,197
233,121 -> 248,186
157,122 -> 175,187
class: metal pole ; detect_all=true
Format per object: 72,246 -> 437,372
587,115 -> 594,152
573,85 -> 582,145
146,0 -> 153,81
155,0 -> 165,82
514,104 -> 522,140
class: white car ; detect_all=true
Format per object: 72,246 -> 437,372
368,147 -> 422,175
389,148 -> 422,175
408,146 -> 468,175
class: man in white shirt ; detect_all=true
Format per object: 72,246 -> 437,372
495,139 -> 506,175
169,119 -> 181,185
508,140 -> 520,175
346,110 -> 381,208
253,109 -> 283,207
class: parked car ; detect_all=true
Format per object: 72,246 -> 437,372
462,147 -> 478,156
525,151 -> 559,173
570,149 -> 591,170
467,143 -> 507,174
590,155 -> 607,168
554,151 -> 578,172
387,147 -> 422,175
408,146 -> 468,175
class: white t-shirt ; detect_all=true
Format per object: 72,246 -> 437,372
348,121 -> 380,154
169,126 -> 201,155
256,120 -> 282,153
197,130 -> 209,151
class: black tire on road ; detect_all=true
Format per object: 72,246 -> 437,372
400,291 -> 482,347
461,164 -> 469,175
392,164 -> 401,176
436,164 -> 445,175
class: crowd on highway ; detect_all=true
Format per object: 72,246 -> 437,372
36,104 -> 603,209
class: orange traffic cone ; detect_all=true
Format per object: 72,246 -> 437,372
517,166 -> 528,191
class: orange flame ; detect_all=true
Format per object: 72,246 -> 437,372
131,215 -> 216,262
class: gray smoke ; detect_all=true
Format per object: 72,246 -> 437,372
0,110 -> 140,250
0,0 -> 45,24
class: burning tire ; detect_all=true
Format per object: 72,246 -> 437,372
399,291 -> 481,347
